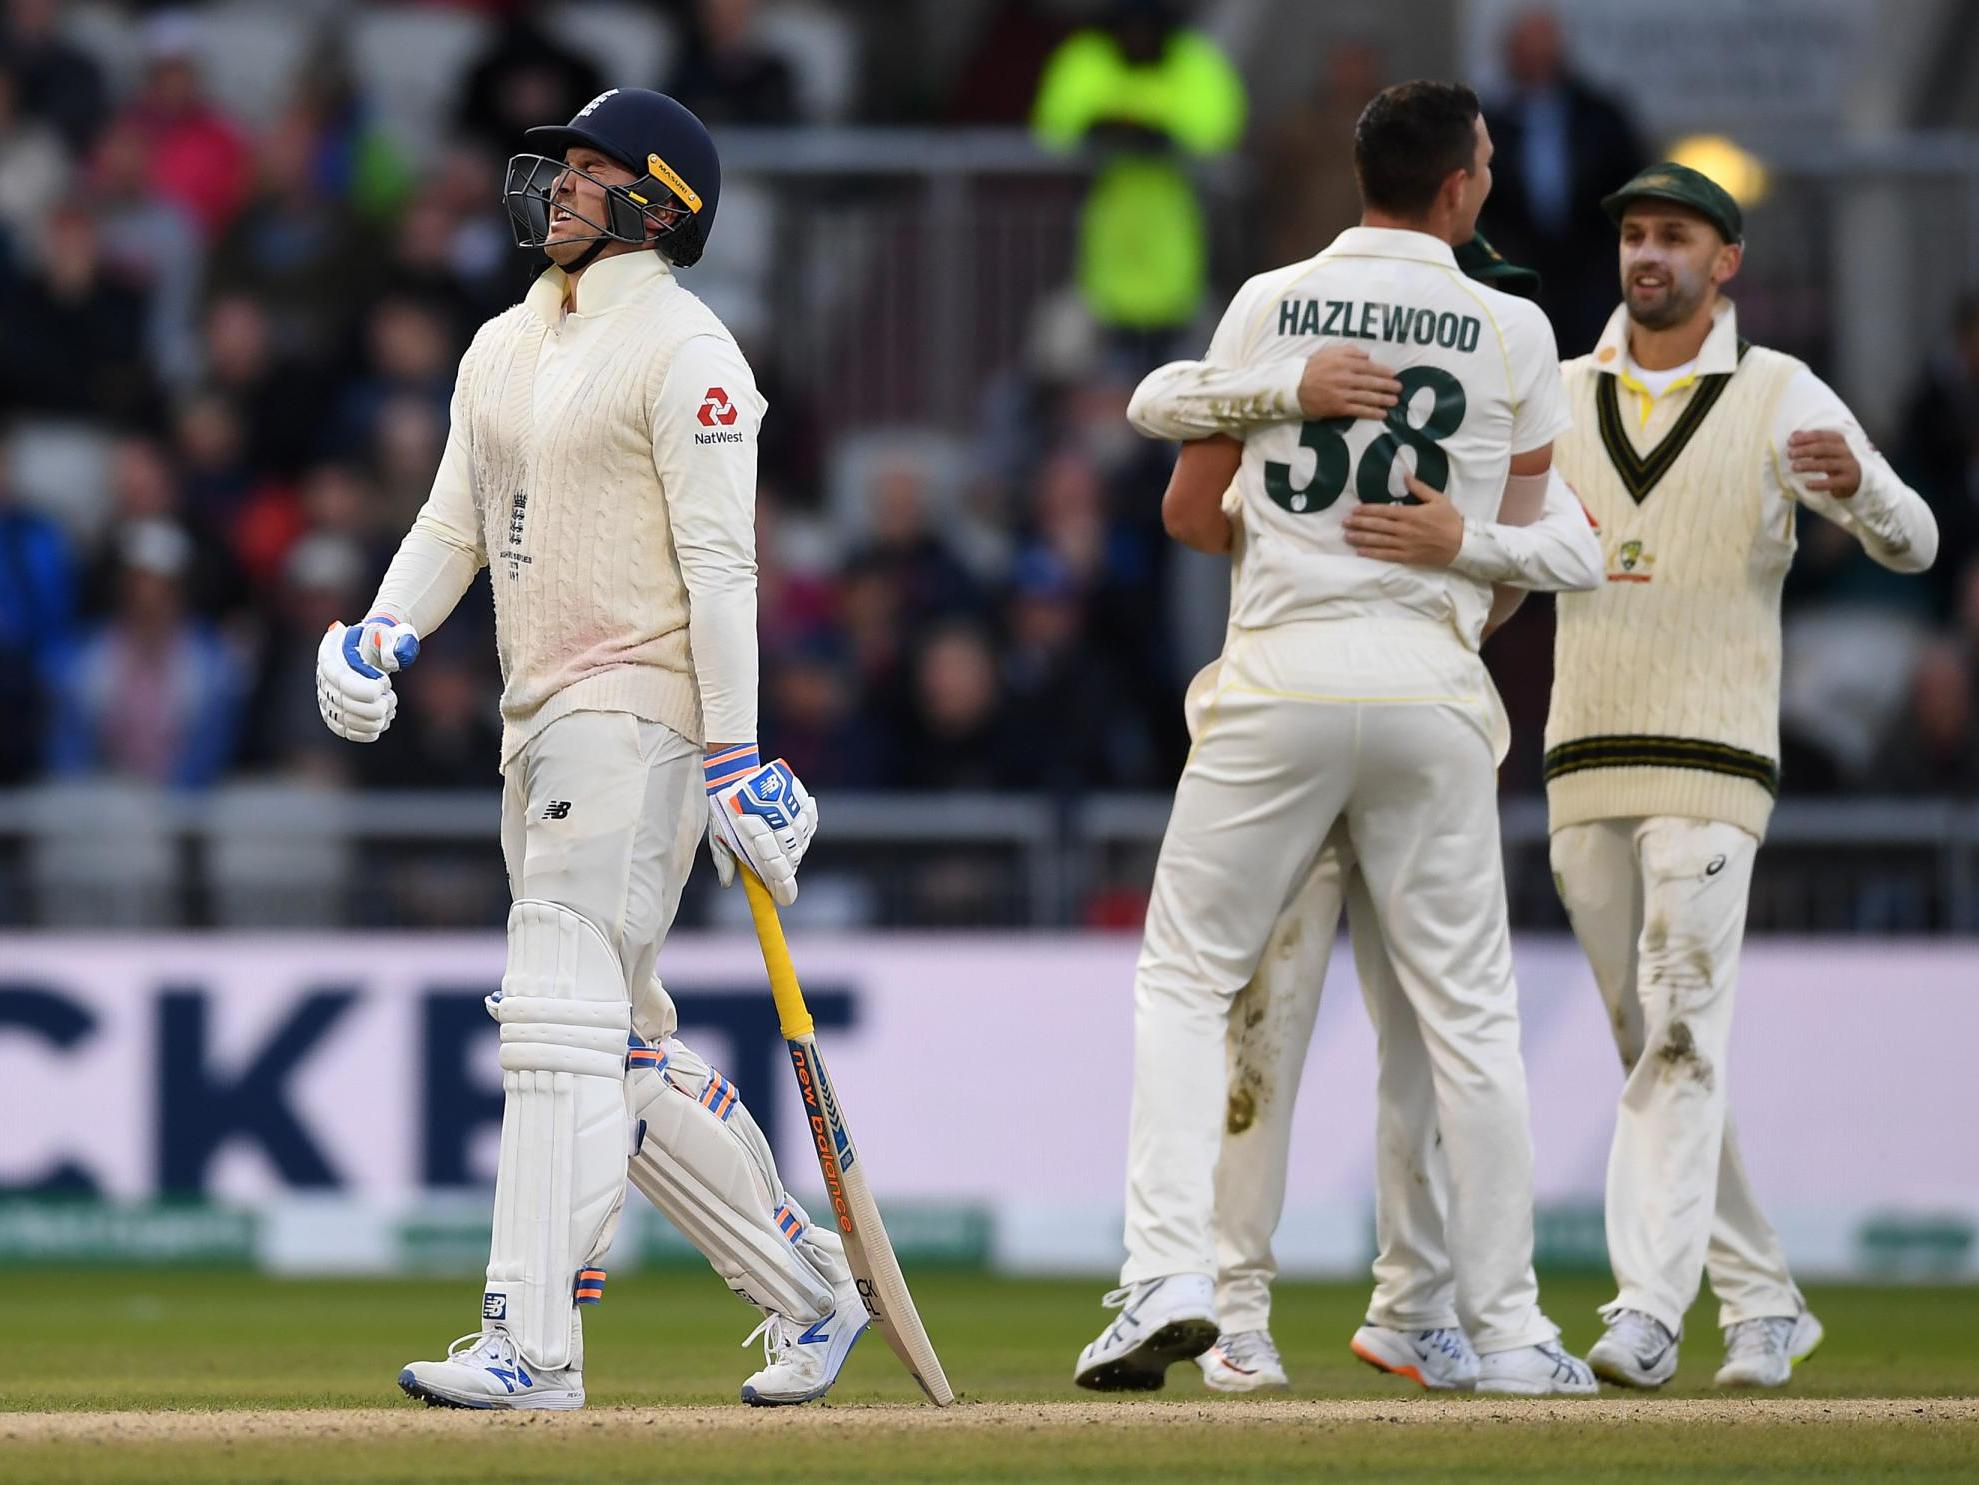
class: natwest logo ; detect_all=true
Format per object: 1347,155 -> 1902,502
697,388 -> 738,427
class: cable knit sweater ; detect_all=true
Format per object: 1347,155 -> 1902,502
1546,301 -> 1936,840
369,251 -> 765,766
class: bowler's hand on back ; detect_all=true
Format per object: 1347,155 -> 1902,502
1343,474 -> 1465,568
1298,346 -> 1402,420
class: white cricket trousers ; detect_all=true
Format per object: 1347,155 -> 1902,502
1213,827 -> 1459,1336
500,710 -> 704,1011
1550,816 -> 1803,1335
1123,618 -> 1554,1353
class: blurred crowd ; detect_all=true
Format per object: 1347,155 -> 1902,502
0,0 -> 1974,815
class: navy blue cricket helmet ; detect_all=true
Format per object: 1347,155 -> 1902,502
503,88 -> 720,269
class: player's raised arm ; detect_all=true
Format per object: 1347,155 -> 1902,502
1127,263 -> 1402,442
315,357 -> 488,743
1128,345 -> 1402,442
1771,367 -> 1938,573
652,334 -> 816,907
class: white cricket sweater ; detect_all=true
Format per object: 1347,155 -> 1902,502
369,251 -> 765,766
1546,301 -> 1937,839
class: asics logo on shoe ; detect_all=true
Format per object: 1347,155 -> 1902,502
1093,1277 -> 1187,1351
1121,1279 -> 1163,1323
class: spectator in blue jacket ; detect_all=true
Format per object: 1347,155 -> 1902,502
0,433 -> 77,783
47,518 -> 241,788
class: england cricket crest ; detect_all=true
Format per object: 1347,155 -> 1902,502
500,488 -> 533,581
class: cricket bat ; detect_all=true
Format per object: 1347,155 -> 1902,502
741,871 -> 956,1406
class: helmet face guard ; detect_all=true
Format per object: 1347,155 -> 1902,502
503,153 -> 704,265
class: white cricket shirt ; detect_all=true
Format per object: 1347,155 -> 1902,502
1205,226 -> 1570,644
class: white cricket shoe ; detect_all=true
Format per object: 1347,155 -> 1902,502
398,1329 -> 584,1410
1073,1274 -> 1218,1392
1197,1330 -> 1289,1392
1474,1341 -> 1598,1396
1350,1324 -> 1481,1391
739,1277 -> 871,1406
1715,1309 -> 1824,1389
1587,1308 -> 1680,1389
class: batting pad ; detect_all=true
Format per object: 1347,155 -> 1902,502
625,1044 -> 837,1322
485,900 -> 632,1369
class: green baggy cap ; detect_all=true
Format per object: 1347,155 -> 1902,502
1601,162 -> 1744,244
1454,232 -> 1541,300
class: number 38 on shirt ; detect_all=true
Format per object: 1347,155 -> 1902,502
1265,367 -> 1467,514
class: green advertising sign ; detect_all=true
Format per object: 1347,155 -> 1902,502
0,1200 -> 255,1266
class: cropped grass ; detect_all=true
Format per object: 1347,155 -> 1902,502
2,1270 -> 1974,1482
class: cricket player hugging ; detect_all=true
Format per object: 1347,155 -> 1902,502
315,90 -> 867,1410
1074,81 -> 1602,1396
1113,160 -> 1941,1398
1122,224 -> 1602,1395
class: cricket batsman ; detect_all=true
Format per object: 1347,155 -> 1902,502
1075,81 -> 1596,1396
1123,237 -> 1602,1394
314,89 -> 867,1408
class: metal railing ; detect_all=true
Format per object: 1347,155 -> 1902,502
710,128 -> 1239,430
701,127 -> 1979,437
1083,794 -> 1979,935
0,785 -> 1973,932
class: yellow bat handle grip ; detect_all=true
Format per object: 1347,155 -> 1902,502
741,870 -> 815,1039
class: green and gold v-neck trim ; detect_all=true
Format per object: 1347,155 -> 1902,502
1595,339 -> 1752,503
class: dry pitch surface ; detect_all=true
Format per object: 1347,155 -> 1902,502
9,1399 -> 1977,1485
9,1396 -> 1978,1439
5,1272 -> 1976,1482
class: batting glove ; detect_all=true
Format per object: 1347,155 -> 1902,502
316,613 -> 420,743
704,745 -> 817,906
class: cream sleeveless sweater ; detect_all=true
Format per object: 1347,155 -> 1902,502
1545,340 -> 1802,840
448,268 -> 733,762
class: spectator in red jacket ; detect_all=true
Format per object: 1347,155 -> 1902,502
112,18 -> 252,241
